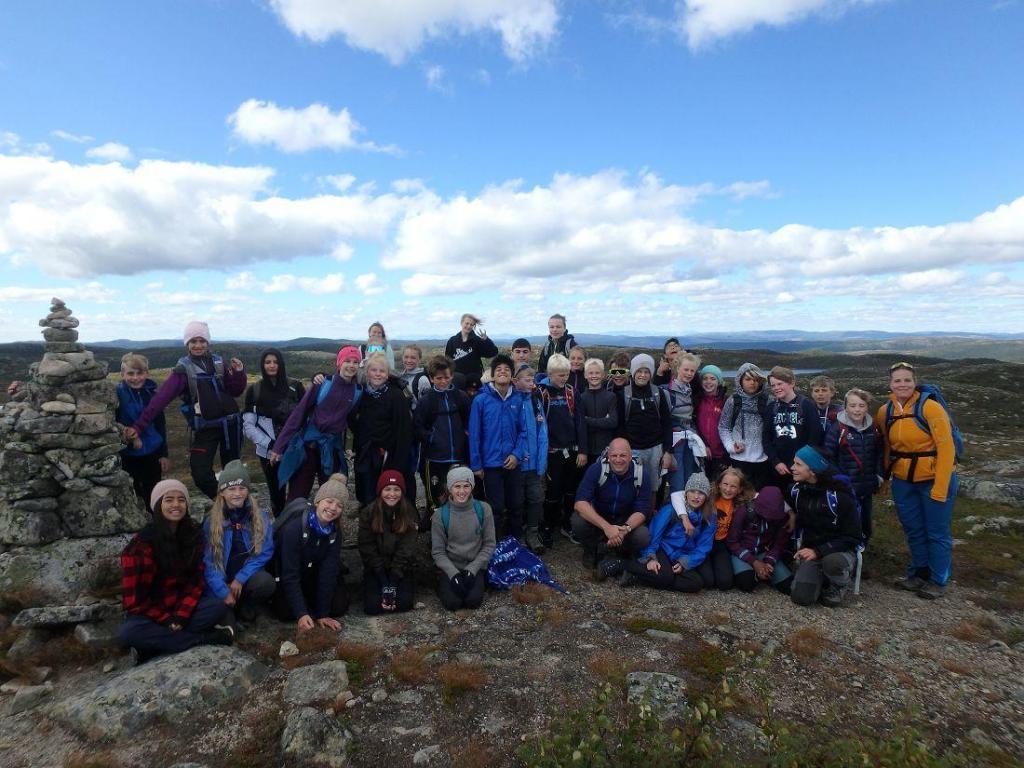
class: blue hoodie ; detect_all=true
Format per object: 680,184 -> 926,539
469,382 -> 528,471
639,504 -> 716,570
116,379 -> 167,458
518,391 -> 549,475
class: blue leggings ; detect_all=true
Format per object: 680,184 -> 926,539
119,592 -> 228,655
892,474 -> 958,586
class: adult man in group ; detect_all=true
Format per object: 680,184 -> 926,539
571,438 -> 652,578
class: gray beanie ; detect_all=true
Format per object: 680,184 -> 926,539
446,465 -> 476,491
684,472 -> 711,497
217,460 -> 251,491
630,353 -> 656,377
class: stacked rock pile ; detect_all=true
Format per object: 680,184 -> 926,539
0,298 -> 146,616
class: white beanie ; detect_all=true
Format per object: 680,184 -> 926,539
630,353 -> 655,377
183,320 -> 211,346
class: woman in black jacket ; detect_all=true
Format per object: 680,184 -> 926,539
444,314 -> 498,387
789,446 -> 862,608
357,470 -> 419,615
272,474 -> 349,632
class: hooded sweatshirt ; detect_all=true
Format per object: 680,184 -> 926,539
763,393 -> 823,468
718,363 -> 768,463
726,493 -> 791,566
664,378 -> 695,429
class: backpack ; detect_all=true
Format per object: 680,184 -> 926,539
622,384 -> 662,422
316,376 -> 363,409
273,498 -> 310,552
728,390 -> 769,431
790,473 -> 865,550
596,452 -> 645,491
177,354 -> 234,431
540,384 -> 576,418
439,499 -> 485,535
883,384 -> 964,480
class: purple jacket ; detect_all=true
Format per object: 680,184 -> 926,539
133,357 -> 246,432
726,494 -> 790,566
272,376 -> 359,453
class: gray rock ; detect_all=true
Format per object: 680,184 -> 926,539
13,602 -> 119,628
577,619 -> 611,631
41,401 -> 77,414
0,450 -> 61,501
280,706 -> 352,767
8,683 -> 53,714
392,689 -> 424,705
44,342 -> 86,354
284,661 -> 350,706
71,413 -> 114,436
958,477 -> 1024,509
393,725 -> 434,737
0,535 -> 131,610
74,621 -> 120,647
46,309 -> 72,320
36,356 -> 76,378
627,671 -> 688,720
370,688 -> 387,703
32,433 -> 94,450
44,318 -> 80,330
54,646 -> 268,741
5,628 -> 53,667
169,764 -> 210,768
59,484 -> 147,537
0,500 -> 62,546
42,327 -> 79,343
1,679 -> 26,694
14,415 -> 74,435
645,628 -> 684,642
413,745 -> 441,765
279,640 -> 299,657
721,715 -> 769,750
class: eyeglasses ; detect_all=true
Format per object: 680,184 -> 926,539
609,368 -> 629,376
889,361 -> 915,372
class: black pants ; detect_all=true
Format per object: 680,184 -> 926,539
570,512 -> 651,565
734,570 -> 793,594
272,568 -> 350,621
260,456 -> 287,517
190,421 -> 241,499
121,451 -> 163,514
696,539 -> 734,590
362,571 -> 415,615
482,467 -> 523,539
624,550 -> 703,593
437,569 -> 486,611
120,592 -> 228,656
727,459 -> 772,490
858,493 -> 874,542
544,450 -> 579,531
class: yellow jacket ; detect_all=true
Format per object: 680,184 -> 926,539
875,392 -> 956,502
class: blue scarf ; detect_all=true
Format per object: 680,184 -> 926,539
307,508 -> 335,537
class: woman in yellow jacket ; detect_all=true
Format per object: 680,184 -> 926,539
875,363 -> 957,599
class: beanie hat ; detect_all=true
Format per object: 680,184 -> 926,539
630,353 -> 656,377
699,365 -> 723,386
151,479 -> 189,514
514,363 -> 535,380
446,465 -> 476,491
183,320 -> 210,346
512,338 -> 531,350
753,486 -> 787,521
490,353 -> 514,377
796,445 -> 830,474
314,473 -> 349,505
336,346 -> 361,367
375,470 -> 407,497
217,460 -> 251,492
684,472 -> 711,497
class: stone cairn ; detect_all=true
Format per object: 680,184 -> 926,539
0,298 -> 146,637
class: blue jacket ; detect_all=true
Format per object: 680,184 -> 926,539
518,391 -> 549,475
274,501 -> 341,620
574,460 -> 651,526
469,383 -> 528,471
415,385 -> 471,464
823,414 -> 883,497
202,507 -> 275,599
116,380 -> 167,458
640,505 -> 716,570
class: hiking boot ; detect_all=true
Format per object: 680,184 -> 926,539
524,528 -> 546,554
820,583 -> 848,608
894,575 -> 926,592
210,624 -> 235,646
618,571 -> 637,588
595,557 -> 625,582
539,526 -> 554,549
917,581 -> 946,600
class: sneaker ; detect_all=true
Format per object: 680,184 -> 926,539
618,571 -> 637,588
595,557 -> 625,582
894,575 -> 926,592
560,524 -> 574,540
820,583 -> 848,608
917,581 -> 946,600
210,624 -> 235,646
524,528 -> 546,554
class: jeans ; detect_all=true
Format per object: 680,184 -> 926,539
119,592 -> 229,655
732,553 -> 793,592
519,470 -> 544,531
544,450 -> 580,531
892,475 -> 957,586
633,446 -> 664,503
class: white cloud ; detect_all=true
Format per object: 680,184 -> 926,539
51,129 -> 93,144
1,132 -> 51,156
265,272 -> 346,294
268,0 -> 559,63
85,142 -> 133,162
679,0 -> 888,49
228,99 -> 396,154
355,272 -> 384,295
0,282 -> 115,303
425,64 -> 452,95
898,269 -> 961,290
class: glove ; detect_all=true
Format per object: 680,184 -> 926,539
450,570 -> 473,597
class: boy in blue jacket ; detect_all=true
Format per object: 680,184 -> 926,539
116,354 -> 169,514
469,354 -> 527,539
514,363 -> 549,552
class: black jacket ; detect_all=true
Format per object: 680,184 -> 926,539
763,394 -> 824,468
357,504 -> 419,579
579,387 -> 618,456
617,384 -> 672,451
275,500 -> 341,619
415,386 -> 471,463
349,376 -> 413,470
445,333 -> 499,384
791,481 -> 862,558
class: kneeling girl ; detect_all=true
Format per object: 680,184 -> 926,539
358,470 -> 419,615
431,467 -> 496,611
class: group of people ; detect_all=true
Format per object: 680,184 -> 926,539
113,314 -> 960,659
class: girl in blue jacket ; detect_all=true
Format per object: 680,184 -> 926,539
620,473 -> 715,593
202,461 -> 276,624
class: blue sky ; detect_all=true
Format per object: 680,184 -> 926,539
1,0 -> 1022,343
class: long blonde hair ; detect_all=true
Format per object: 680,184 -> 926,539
207,492 -> 268,571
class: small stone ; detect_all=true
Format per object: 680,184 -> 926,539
371,688 -> 387,703
413,745 -> 441,765
50,297 -> 66,309
988,639 -> 1010,651
284,661 -> 349,706
25,666 -> 52,684
645,628 -> 684,642
47,309 -> 72,320
13,603 -> 120,628
42,327 -> 78,343
1,680 -> 26,695
75,621 -> 120,648
334,691 -> 353,708
415,601 -> 426,610
345,697 -> 359,709
627,672 -> 688,720
392,690 -> 424,705
55,393 -> 76,403
280,707 -> 352,768
394,725 -> 434,737
4,629 -> 53,667
279,640 -> 299,658
9,683 -> 53,714
44,342 -> 86,353
41,401 -> 76,414
102,662 -> 115,673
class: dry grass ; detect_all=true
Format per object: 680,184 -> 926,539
295,626 -> 340,654
855,636 -> 882,653
390,645 -> 434,684
538,604 -> 568,627
586,649 -> 636,686
452,739 -> 498,768
950,620 -> 991,643
738,639 -> 763,655
437,662 -> 488,699
681,639 -> 733,685
785,626 -> 829,658
64,750 -> 124,768
940,659 -> 974,676
908,644 -> 939,661
336,640 -> 381,669
511,583 -> 549,604
6,633 -> 117,674
703,611 -> 731,627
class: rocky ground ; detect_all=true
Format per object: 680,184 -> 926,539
1,482 -> 1022,768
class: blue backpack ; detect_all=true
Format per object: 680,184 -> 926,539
439,499 -> 485,535
884,384 -> 964,467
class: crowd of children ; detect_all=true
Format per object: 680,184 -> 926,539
115,316 -> 959,660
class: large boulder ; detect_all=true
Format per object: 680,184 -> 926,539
958,476 -> 1024,508
0,535 -> 130,610
280,707 -> 352,767
53,646 -> 269,741
0,498 -> 62,546
58,484 -> 146,538
283,661 -> 350,706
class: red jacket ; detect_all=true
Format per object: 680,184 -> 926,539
121,525 -> 204,626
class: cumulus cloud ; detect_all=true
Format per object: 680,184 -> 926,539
679,0 -> 888,49
0,282 -> 115,303
228,99 -> 396,154
268,0 -> 559,63
1,132 -> 51,156
265,272 -> 346,294
85,142 -> 133,162
355,272 -> 385,295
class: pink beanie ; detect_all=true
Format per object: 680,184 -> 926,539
336,346 -> 361,366
151,479 -> 189,513
183,320 -> 211,346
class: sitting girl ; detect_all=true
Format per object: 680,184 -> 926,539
431,467 -> 496,611
358,470 -> 419,615
696,467 -> 750,590
619,473 -> 715,593
202,461 -> 276,624
120,480 -> 233,658
273,473 -> 349,632
727,484 -> 793,594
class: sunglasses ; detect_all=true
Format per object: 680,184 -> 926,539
609,368 -> 629,376
889,361 -> 915,372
